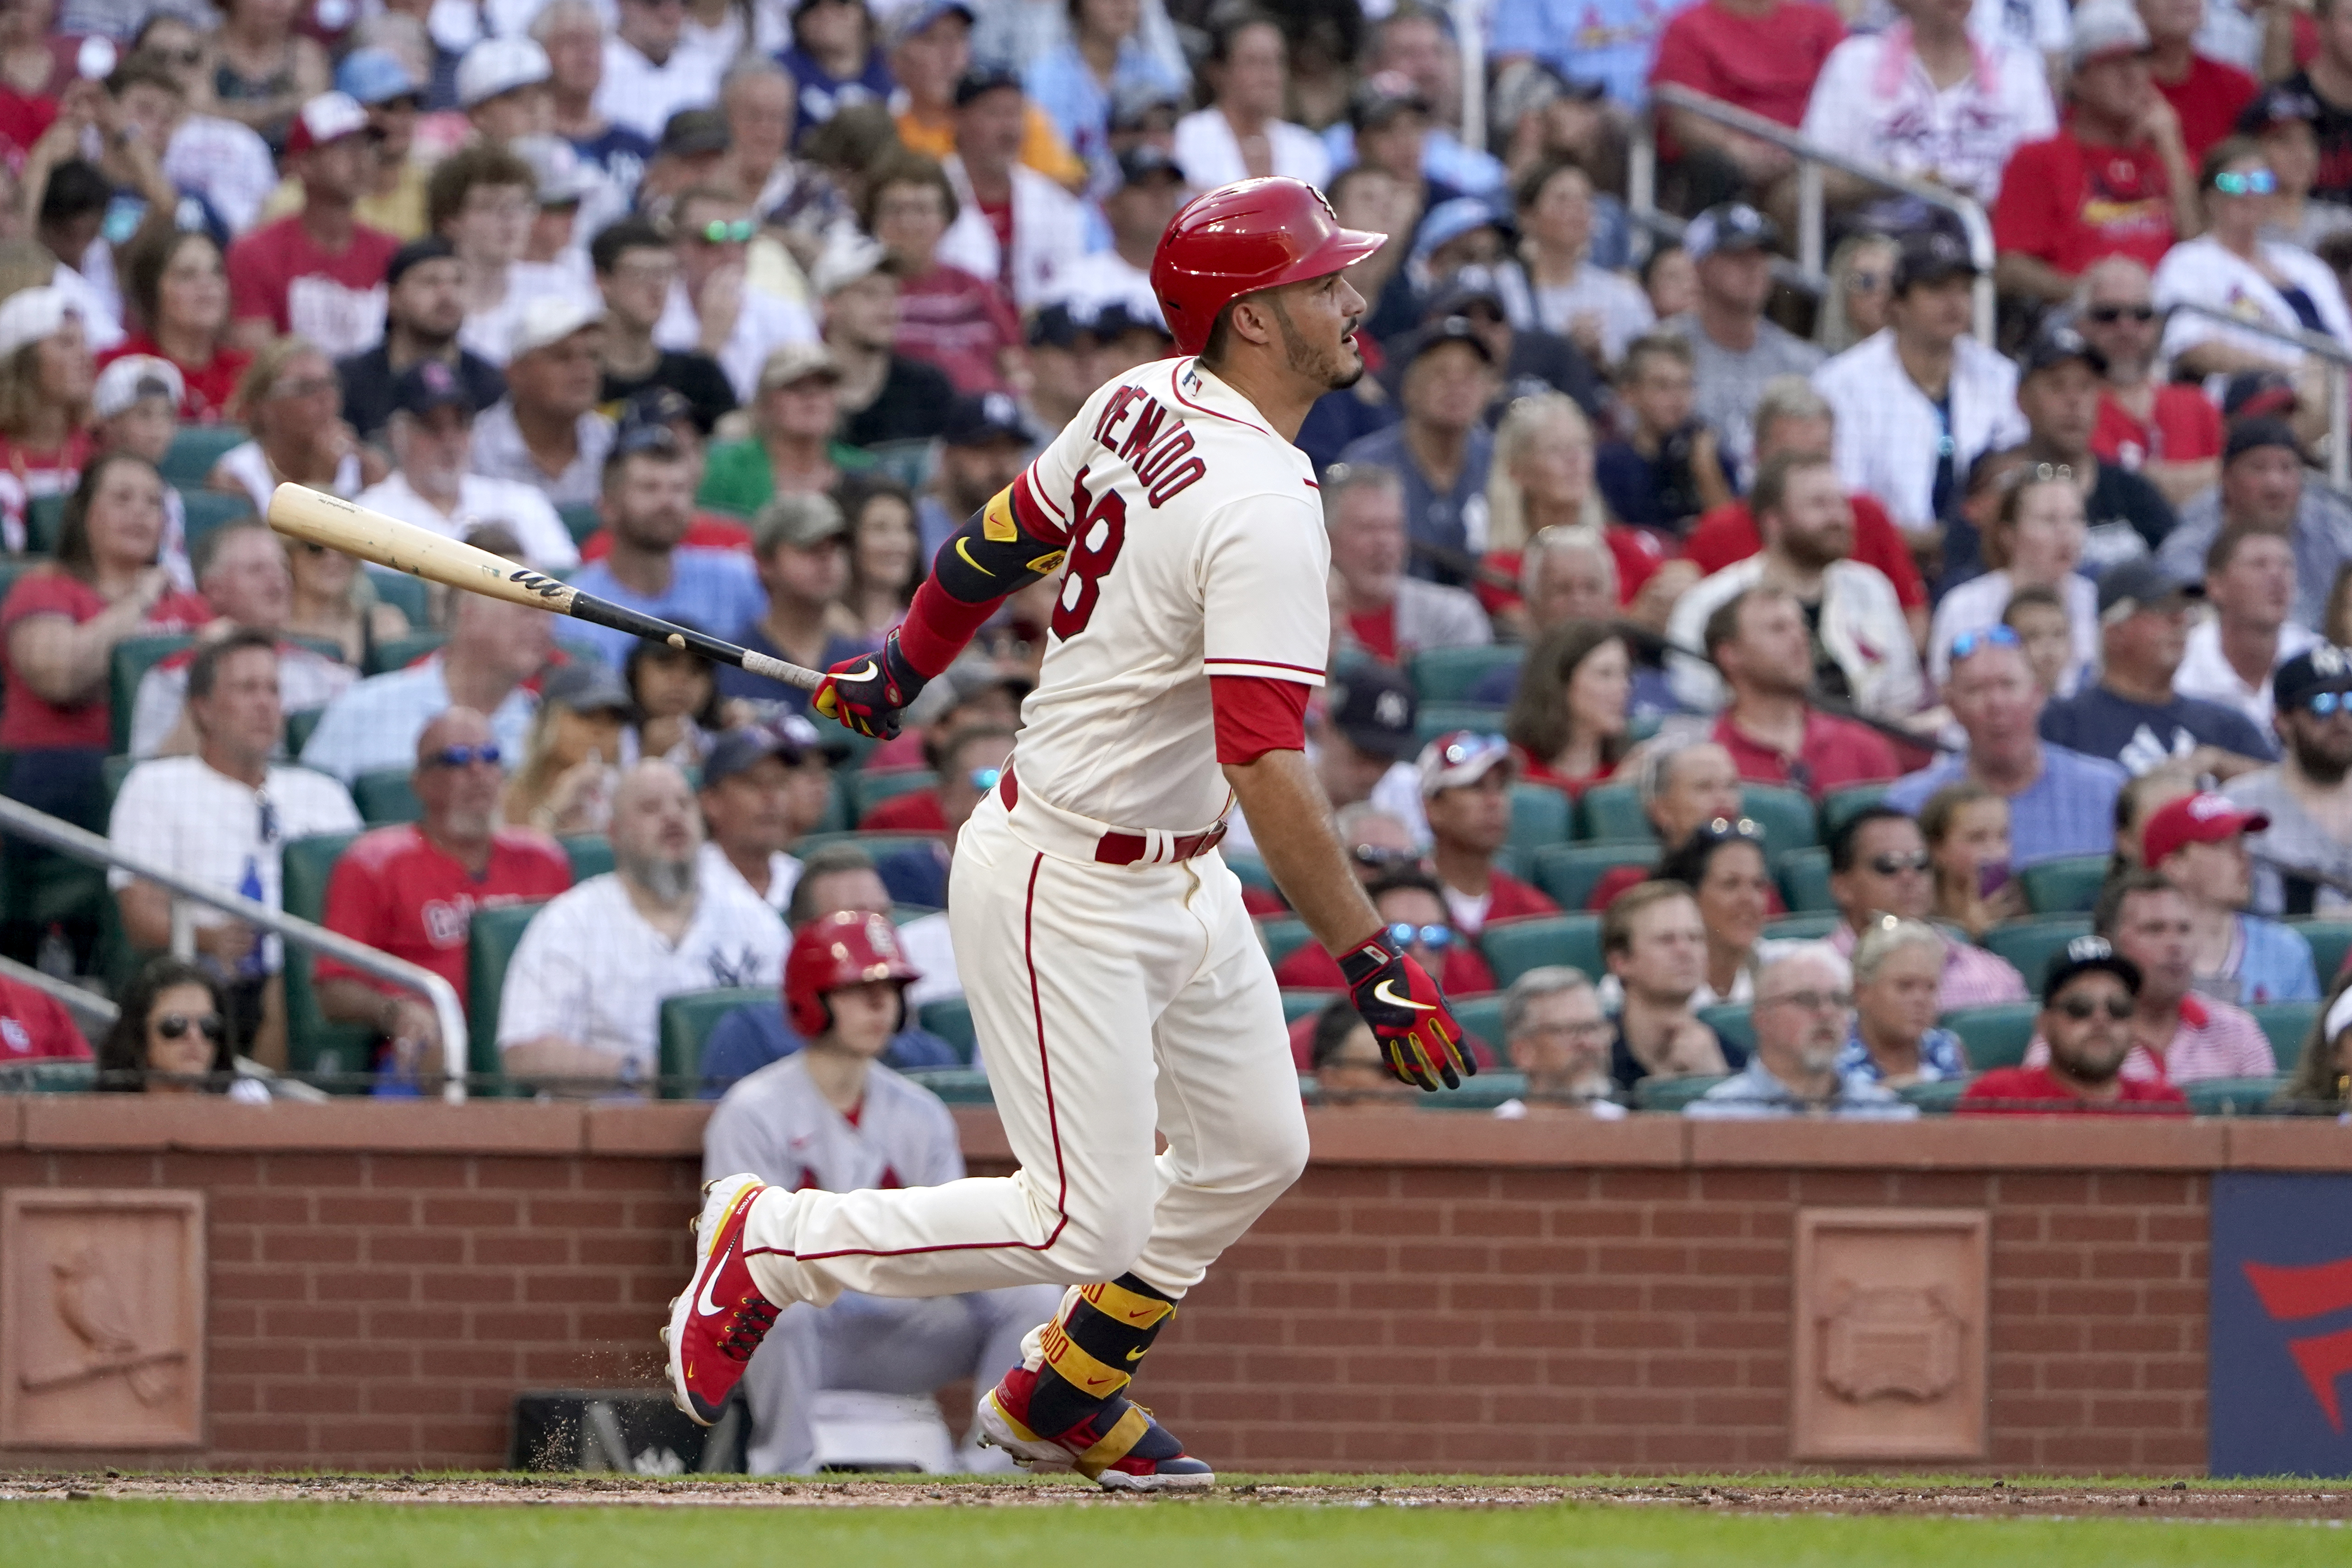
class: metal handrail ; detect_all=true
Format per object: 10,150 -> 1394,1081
0,794 -> 468,1103
1634,84 -> 1998,344
2165,298 -> 2352,488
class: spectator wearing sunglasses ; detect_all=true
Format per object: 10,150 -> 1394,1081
2077,257 -> 2221,508
1825,805 -> 2028,1010
656,185 -> 820,405
1687,946 -> 1914,1120
2040,559 -> 2275,778
2157,418 -> 2352,634
109,631 -> 362,1065
1705,584 -> 1902,801
2154,137 -> 2352,385
1883,630 -> 2127,865
316,706 -> 572,1078
2023,870 -> 2275,1083
2226,644 -> 2352,913
2141,790 -> 2320,1002
1961,935 -> 2189,1111
1415,732 -> 1558,939
96,956 -> 267,1102
1273,868 -> 1497,1003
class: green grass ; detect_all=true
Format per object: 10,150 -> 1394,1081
2,1499 -> 2346,1568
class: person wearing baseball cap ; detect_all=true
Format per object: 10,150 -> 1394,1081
2141,791 -> 2320,1003
1670,201 -> 1825,480
329,47 -> 430,241
931,68 -> 1098,312
89,354 -> 184,477
914,390 -> 1036,563
698,343 -> 867,519
1959,935 -> 2187,1112
2008,325 -> 2177,570
457,37 -> 552,144
1334,316 -> 1500,576
2216,643 -> 2352,916
350,358 -> 581,572
1415,731 -> 1561,937
695,716 -> 830,913
1021,0 -> 1187,195
470,295 -> 612,509
335,237 -> 508,444
2040,558 -> 2275,774
223,93 -> 402,357
1036,147 -> 1184,339
2153,415 -> 2351,632
1989,0 -> 2193,306
887,0 -> 1086,193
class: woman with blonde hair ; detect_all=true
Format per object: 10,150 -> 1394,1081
283,531 -> 411,670
0,286 -> 96,552
1816,233 -> 1899,353
1482,392 -> 1612,630
1504,618 -> 1631,795
208,337 -> 384,518
1925,468 -> 2099,692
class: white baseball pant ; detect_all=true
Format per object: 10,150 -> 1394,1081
741,787 -> 1310,1306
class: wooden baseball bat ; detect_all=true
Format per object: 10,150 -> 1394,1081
264,483 -> 822,693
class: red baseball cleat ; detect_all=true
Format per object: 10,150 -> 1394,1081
663,1173 -> 780,1425
978,1365 -> 1215,1491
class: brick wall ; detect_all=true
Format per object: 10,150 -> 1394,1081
0,1100 -> 2345,1473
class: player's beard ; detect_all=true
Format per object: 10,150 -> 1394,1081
1269,294 -> 1364,392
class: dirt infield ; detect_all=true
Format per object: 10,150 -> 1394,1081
4,1473 -> 2351,1518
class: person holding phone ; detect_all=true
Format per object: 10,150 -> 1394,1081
1921,780 -> 2025,941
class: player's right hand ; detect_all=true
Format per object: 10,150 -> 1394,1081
812,632 -> 926,739
1337,933 -> 1472,1092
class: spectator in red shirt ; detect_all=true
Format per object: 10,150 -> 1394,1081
1961,933 -> 2191,1111
226,92 -> 402,359
316,705 -> 574,1078
866,151 -> 1021,395
1648,0 -> 1845,219
1504,619 -> 1631,797
1994,0 -> 2199,307
1681,375 -> 1929,647
1415,730 -> 1561,938
2077,255 -> 2222,505
858,722 -> 1016,836
1705,584 -> 1902,798
2142,0 -> 2259,163
104,227 -> 251,425
1274,866 -> 1499,1000
0,284 -> 96,553
0,969 -> 91,1065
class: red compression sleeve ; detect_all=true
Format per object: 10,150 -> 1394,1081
894,575 -> 1000,678
1211,675 -> 1311,765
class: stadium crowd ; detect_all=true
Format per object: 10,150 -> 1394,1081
1,0 -> 2352,1139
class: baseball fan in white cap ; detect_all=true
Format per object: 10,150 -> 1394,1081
469,295 -> 613,507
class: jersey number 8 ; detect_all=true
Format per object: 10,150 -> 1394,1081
1052,465 -> 1129,640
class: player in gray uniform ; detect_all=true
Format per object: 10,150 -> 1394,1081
705,909 -> 1062,1473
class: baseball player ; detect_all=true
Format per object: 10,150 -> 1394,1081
666,177 -> 1471,1491
706,910 -> 1063,1473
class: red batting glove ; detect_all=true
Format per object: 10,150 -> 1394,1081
812,632 -> 926,740
1337,932 -> 1472,1092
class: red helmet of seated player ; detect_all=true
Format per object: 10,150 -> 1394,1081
783,909 -> 921,1037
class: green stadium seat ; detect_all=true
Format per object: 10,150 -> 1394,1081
850,768 -> 937,824
1739,784 -> 1817,852
466,900 -> 549,1084
0,1057 -> 98,1093
178,488 -> 256,555
365,629 -> 445,676
1507,782 -> 1571,858
560,834 -> 614,882
810,774 -> 851,835
2184,1076 -> 2288,1115
362,565 -> 430,625
1528,841 -> 1656,910
1282,988 -> 1340,1024
1578,781 -> 1648,842
353,767 -> 422,825
1981,916 -> 2091,993
158,425 -> 247,488
558,503 -> 602,545
1696,1001 -> 1752,1058
793,830 -> 946,863
109,633 -> 195,753
901,1066 -> 993,1105
25,494 -> 65,553
1819,783 -> 1888,841
1942,1001 -> 2041,1069
1899,1078 -> 1973,1114
1414,702 -> 1508,751
2289,918 -> 2352,987
1760,913 -> 1839,942
1410,645 -> 1521,703
0,557 -> 25,609
657,986 -> 773,1097
1417,1068 -> 1527,1110
279,830 -> 372,1079
1480,914 -> 1602,987
1776,847 -> 1834,912
2020,855 -> 2108,916
1634,1073 -> 1727,1110
2249,1000 -> 2315,1073
1452,994 -> 1507,1053
1258,917 -> 1312,967
918,997 -> 976,1062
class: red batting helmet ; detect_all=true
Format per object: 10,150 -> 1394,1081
1149,177 -> 1387,357
784,910 -> 921,1037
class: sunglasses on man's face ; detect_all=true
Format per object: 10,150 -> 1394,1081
2085,304 -> 2157,324
2055,994 -> 2133,1022
691,218 -> 756,245
1386,922 -> 1454,952
2305,690 -> 2352,718
426,744 -> 503,769
2213,168 -> 2279,196
1351,845 -> 1418,870
154,1013 -> 224,1042
1868,851 -> 1931,877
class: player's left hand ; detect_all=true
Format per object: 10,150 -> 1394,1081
1337,933 -> 1472,1092
813,632 -> 926,739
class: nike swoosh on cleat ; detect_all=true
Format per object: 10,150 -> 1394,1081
695,1238 -> 732,1318
1372,979 -> 1436,1011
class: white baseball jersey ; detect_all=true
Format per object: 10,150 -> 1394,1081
704,1054 -> 963,1194
1008,356 -> 1331,834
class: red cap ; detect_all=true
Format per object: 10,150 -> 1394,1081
2142,792 -> 2270,868
287,91 -> 369,155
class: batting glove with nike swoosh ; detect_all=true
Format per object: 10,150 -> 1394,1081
1337,933 -> 1473,1092
813,631 -> 927,739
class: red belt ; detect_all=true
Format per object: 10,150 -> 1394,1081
998,763 -> 1229,865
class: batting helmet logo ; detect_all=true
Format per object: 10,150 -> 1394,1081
1148,177 -> 1388,357
784,910 -> 922,1037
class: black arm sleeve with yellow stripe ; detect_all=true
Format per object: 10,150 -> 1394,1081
928,475 -> 1070,604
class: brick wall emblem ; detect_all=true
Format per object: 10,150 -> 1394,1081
1792,1208 -> 1988,1461
0,1190 -> 206,1449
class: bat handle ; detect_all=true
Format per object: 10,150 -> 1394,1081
740,647 -> 823,694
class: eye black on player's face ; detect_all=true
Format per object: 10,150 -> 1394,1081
1268,271 -> 1368,393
